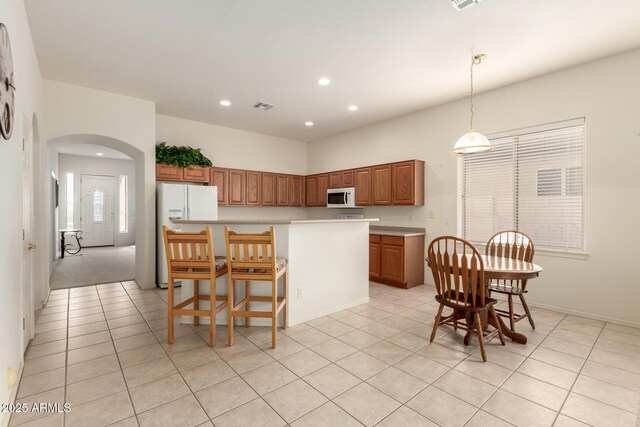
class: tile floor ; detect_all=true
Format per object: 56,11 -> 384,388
10,281 -> 640,426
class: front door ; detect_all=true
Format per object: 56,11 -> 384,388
21,117 -> 34,352
81,174 -> 115,247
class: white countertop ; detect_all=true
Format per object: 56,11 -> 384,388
370,226 -> 426,237
173,218 -> 379,225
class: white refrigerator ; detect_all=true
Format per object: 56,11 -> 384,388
157,183 -> 218,288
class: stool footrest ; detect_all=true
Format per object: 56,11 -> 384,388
232,310 -> 273,318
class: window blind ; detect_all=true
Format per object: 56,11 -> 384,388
458,118 -> 586,251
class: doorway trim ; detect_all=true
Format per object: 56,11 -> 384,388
21,114 -> 34,352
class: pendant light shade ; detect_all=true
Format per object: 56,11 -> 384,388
454,53 -> 491,155
453,130 -> 492,154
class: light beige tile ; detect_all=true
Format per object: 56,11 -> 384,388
23,353 -> 66,377
483,389 -> 556,427
15,413 -> 64,427
118,343 -> 166,368
66,371 -> 127,406
517,359 -> 577,390
376,406 -> 438,427
433,369 -> 496,407
169,345 -> 219,371
213,398 -> 286,427
303,364 -> 361,399
129,373 -> 191,413
104,308 -> 139,320
386,331 -> 429,352
470,345 -> 526,370
259,335 -> 306,360
161,333 -> 207,355
338,313 -> 374,328
292,402 -> 360,427
65,390 -> 134,427
68,313 -> 105,327
107,314 -> 145,329
9,387 -> 64,426
337,330 -> 381,350
465,410 -> 513,427
540,336 -> 592,359
288,328 -> 332,347
68,305 -> 103,318
195,376 -> 258,419
336,351 -> 389,380
30,329 -> 67,346
530,347 -> 585,373
368,366 -> 428,403
362,340 -> 411,364
66,354 -> 120,384
501,372 -> 568,411
280,349 -> 330,377
406,386 -> 477,427
359,322 -> 402,339
35,311 -> 67,324
68,330 -> 111,350
313,320 -> 355,337
241,361 -> 297,395
416,342 -> 468,367
110,322 -> 152,340
309,339 -> 357,362
588,348 -> 640,374
394,353 -> 449,384
67,341 -> 115,366
16,367 -> 65,398
454,358 -> 512,387
181,359 -> 236,392
225,348 -> 275,374
137,394 -> 208,427
68,321 -> 109,338
571,375 -> 640,413
25,340 -> 67,360
114,332 -> 159,353
123,357 -> 178,388
263,379 -> 328,423
548,328 -> 597,347
553,414 -> 591,427
560,392 -> 637,427
580,360 -> 640,392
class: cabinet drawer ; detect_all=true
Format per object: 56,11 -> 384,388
381,235 -> 404,246
369,234 -> 381,243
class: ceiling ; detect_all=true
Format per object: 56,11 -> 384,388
57,144 -> 132,160
24,0 -> 640,142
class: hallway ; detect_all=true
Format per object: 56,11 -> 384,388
50,246 -> 135,289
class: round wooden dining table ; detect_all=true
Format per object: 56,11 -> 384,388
482,255 -> 543,344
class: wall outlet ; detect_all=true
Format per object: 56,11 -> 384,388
428,209 -> 435,219
297,288 -> 303,298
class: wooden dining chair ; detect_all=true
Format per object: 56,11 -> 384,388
486,230 -> 535,330
427,236 -> 504,362
162,226 -> 228,346
224,226 -> 287,349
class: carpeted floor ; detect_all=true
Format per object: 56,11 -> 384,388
50,245 -> 136,289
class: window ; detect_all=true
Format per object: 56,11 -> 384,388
93,189 -> 104,222
119,175 -> 128,233
65,172 -> 74,229
458,118 -> 586,251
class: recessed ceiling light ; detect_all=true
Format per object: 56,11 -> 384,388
317,78 -> 330,86
348,105 -> 359,111
305,121 -> 314,127
220,100 -> 231,106
96,152 -> 104,156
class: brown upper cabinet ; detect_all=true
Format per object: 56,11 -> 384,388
329,172 -> 341,189
156,163 -> 183,182
246,171 -> 261,206
316,174 -> 329,206
228,169 -> 246,206
290,175 -> 304,207
210,167 -> 228,206
392,160 -> 425,205
354,168 -> 372,206
372,164 -> 392,205
182,166 -> 210,184
341,170 -> 354,187
305,176 -> 318,207
275,175 -> 290,206
261,172 -> 277,206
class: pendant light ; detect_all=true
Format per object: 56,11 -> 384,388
453,53 -> 492,154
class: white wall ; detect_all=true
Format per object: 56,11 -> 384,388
0,0 -> 44,423
57,154 -> 136,246
43,80 -> 156,289
308,49 -> 640,326
156,114 -> 309,221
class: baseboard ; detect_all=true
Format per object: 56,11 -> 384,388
531,302 -> 640,328
179,297 -> 371,328
2,363 -> 24,427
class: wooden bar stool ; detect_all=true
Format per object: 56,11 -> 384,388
224,226 -> 287,349
162,225 -> 228,346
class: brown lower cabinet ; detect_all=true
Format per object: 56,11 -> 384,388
369,234 -> 425,289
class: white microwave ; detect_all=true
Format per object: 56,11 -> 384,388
327,187 -> 357,208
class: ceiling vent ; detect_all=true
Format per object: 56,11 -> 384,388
450,0 -> 482,11
253,102 -> 275,111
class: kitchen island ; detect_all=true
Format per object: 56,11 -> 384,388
171,218 -> 378,327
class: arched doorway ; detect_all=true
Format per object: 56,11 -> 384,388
46,134 -> 153,290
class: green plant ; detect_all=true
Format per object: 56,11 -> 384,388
155,142 -> 213,168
